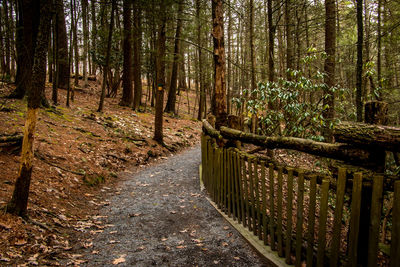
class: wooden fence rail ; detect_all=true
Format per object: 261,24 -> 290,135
201,134 -> 399,267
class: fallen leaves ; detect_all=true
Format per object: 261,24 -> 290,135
14,238 -> 27,246
0,222 -> 11,230
112,255 -> 126,265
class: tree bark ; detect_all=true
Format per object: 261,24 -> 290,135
121,0 -> 133,107
227,0 -> 232,114
333,121 -> 400,152
249,0 -> 257,133
11,0 -> 39,99
82,0 -> 89,87
285,0 -> 294,77
154,0 -> 167,144
97,0 -> 116,112
322,0 -> 336,142
52,11 -> 58,105
132,0 -> 142,110
6,0 -> 52,217
165,0 -> 184,114
356,0 -> 363,122
267,0 -> 275,84
377,0 -> 381,89
72,0 -> 79,88
364,101 -> 388,125
196,0 -> 205,121
211,0 -> 227,129
56,0 -> 69,89
3,0 -> 11,77
90,0 -> 97,75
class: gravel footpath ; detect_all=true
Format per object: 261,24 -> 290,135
80,146 -> 270,266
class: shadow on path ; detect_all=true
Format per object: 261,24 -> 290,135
80,146 -> 269,266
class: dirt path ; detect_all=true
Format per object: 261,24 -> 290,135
76,146 -> 269,266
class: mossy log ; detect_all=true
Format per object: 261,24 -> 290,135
202,119 -> 222,140
334,121 -> 400,152
216,125 -> 380,169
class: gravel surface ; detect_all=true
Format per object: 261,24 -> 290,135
80,146 -> 270,266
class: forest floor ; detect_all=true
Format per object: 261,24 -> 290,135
0,80 -> 208,265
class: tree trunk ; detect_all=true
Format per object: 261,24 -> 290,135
52,11 -> 58,105
211,0 -> 227,129
285,0 -> 294,77
227,0 -> 232,114
178,42 -> 187,95
154,0 -> 167,144
333,121 -> 400,153
4,0 -> 11,77
90,0 -> 97,75
377,0 -> 382,89
56,0 -> 69,89
121,0 -> 133,107
196,0 -> 206,121
97,0 -> 116,112
6,0 -> 52,217
165,0 -> 184,114
249,0 -> 257,133
66,0 -> 73,108
11,0 -> 39,99
82,0 -> 89,87
356,0 -> 363,122
364,101 -> 388,125
72,0 -> 79,88
132,0 -> 142,110
267,0 -> 275,84
322,0 -> 336,142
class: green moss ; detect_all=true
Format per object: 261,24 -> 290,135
83,174 -> 105,186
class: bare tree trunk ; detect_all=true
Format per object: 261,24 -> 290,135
377,0 -> 382,89
178,42 -> 187,95
82,0 -> 89,87
97,0 -> 116,112
11,0 -> 38,99
285,0 -> 294,78
121,0 -> 133,107
322,0 -> 336,142
90,0 -> 97,75
196,0 -> 205,120
267,0 -> 275,83
154,0 -> 167,144
227,0 -> 232,114
6,0 -> 52,217
356,0 -> 363,122
56,0 -> 69,89
72,0 -> 79,89
249,0 -> 257,133
211,0 -> 227,129
4,0 -> 11,77
9,1 -> 16,80
52,11 -> 58,105
165,0 -> 184,114
132,0 -> 142,110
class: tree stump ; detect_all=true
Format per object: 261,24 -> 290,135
365,101 -> 388,125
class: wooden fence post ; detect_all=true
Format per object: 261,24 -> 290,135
357,101 -> 387,266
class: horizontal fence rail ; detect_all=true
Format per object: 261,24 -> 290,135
201,134 -> 399,267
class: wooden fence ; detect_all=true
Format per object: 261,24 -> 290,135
201,133 -> 400,267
